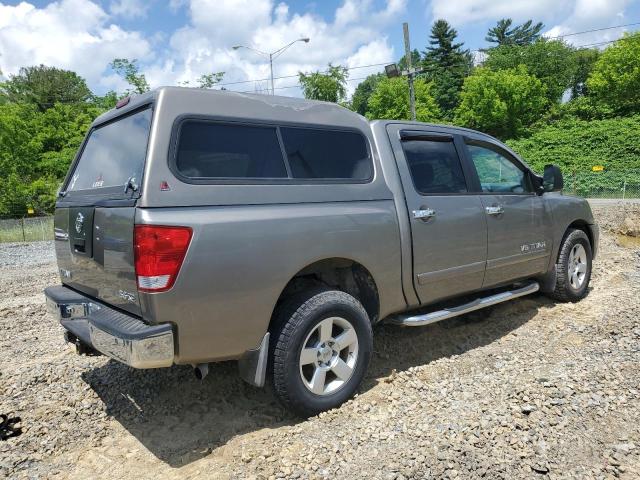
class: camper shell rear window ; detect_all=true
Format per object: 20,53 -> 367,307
65,107 -> 153,195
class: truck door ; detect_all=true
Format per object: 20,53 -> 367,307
387,125 -> 488,305
461,139 -> 553,287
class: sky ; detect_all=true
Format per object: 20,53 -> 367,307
0,0 -> 639,97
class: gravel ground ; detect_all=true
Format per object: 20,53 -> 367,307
0,241 -> 55,268
1,204 -> 639,479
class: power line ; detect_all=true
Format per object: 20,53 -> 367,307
545,21 -> 640,40
223,21 -> 638,93
218,21 -> 638,90
217,62 -> 391,88
238,75 -> 371,94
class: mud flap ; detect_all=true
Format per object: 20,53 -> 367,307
238,333 -> 270,387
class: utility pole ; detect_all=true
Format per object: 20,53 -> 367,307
403,22 -> 416,121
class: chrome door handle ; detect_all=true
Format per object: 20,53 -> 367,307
413,208 -> 436,220
485,205 -> 504,216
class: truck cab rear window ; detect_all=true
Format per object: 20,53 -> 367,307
280,127 -> 372,180
67,108 -> 152,192
175,121 -> 287,179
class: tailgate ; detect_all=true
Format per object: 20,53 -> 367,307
53,106 -> 153,316
55,206 -> 141,315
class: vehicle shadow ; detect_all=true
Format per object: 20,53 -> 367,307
82,293 -> 551,468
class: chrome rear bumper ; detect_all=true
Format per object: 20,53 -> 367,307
44,285 -> 174,369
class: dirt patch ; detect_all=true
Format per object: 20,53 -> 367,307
1,207 -> 639,479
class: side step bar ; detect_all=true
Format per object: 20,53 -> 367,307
388,281 -> 540,327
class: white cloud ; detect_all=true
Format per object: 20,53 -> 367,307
544,0 -> 632,46
110,0 -> 150,18
147,0 -> 406,97
429,0 -> 571,26
0,0 -> 151,90
0,0 -> 404,97
428,0 -> 633,48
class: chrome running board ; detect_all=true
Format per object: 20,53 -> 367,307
388,281 -> 540,327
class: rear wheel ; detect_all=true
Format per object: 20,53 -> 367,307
548,228 -> 592,302
271,289 -> 372,417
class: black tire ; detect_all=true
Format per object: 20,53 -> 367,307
271,288 -> 372,417
547,228 -> 592,302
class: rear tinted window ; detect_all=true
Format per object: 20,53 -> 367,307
68,108 -> 152,192
175,121 -> 287,179
280,127 -> 372,180
402,139 -> 467,194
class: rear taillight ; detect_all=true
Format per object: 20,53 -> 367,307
134,225 -> 192,292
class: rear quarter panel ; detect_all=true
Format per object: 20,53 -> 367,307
137,201 -> 404,364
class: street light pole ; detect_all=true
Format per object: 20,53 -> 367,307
233,38 -> 310,95
269,53 -> 274,95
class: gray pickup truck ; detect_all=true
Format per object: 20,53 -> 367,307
45,87 -> 598,416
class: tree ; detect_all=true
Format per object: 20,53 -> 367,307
351,73 -> 384,116
454,66 -> 548,139
422,19 -> 473,119
366,77 -> 441,122
485,18 -> 544,47
196,72 -> 225,89
179,72 -> 225,89
0,99 -> 102,216
0,65 -> 92,112
90,90 -> 119,110
484,39 -> 577,103
397,49 -> 421,71
570,48 -> 601,98
110,58 -> 150,95
299,64 -> 348,103
587,31 -> 640,115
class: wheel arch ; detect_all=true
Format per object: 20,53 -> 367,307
565,219 -> 596,259
268,257 -> 381,334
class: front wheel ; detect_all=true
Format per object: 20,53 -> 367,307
547,228 -> 593,302
271,289 -> 372,417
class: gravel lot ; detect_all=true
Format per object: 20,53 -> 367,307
1,203 -> 639,479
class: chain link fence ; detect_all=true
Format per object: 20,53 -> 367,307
1,169 -> 639,243
563,169 -> 640,199
0,216 -> 54,243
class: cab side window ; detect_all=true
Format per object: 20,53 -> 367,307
401,139 -> 468,194
466,143 -> 532,194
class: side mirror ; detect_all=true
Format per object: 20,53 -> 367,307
543,164 -> 563,192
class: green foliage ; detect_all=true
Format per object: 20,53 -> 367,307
179,72 -> 226,89
508,116 -> 640,197
110,58 -> 150,95
366,77 -> 441,122
587,32 -> 640,115
197,72 -> 225,89
484,39 -> 577,103
0,100 -> 101,216
0,65 -> 92,112
542,96 -> 615,122
485,18 -> 544,47
571,48 -> 600,98
397,49 -> 421,71
90,91 -> 119,110
350,73 -> 384,116
455,66 -> 548,139
299,64 -> 348,103
422,19 -> 473,118
507,115 -> 640,172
